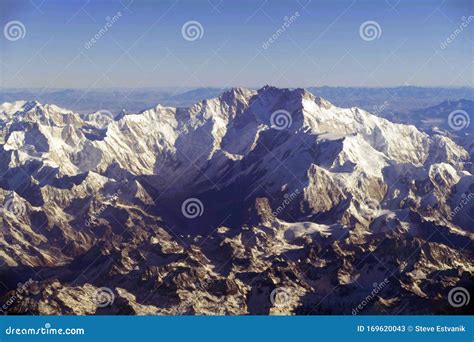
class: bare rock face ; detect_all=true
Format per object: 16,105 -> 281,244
0,87 -> 473,315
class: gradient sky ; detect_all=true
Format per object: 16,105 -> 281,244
0,0 -> 473,89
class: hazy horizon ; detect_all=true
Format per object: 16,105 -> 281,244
1,0 -> 473,89
1,84 -> 472,117
2,85 -> 474,91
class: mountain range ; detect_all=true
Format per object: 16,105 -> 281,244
0,86 -> 472,315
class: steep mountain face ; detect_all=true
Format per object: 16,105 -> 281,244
379,99 -> 473,158
0,87 -> 472,315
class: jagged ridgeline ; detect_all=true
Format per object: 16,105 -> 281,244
0,87 -> 472,315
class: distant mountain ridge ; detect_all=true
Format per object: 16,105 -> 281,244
1,86 -> 472,115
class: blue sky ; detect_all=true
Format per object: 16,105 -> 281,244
0,0 -> 473,89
